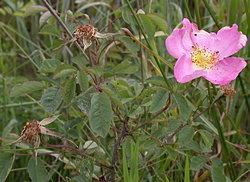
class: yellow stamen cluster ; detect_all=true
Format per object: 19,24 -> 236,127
190,44 -> 219,70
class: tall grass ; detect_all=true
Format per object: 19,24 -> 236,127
0,0 -> 249,181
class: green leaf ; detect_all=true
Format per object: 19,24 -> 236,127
112,60 -> 138,74
145,76 -> 168,88
89,93 -> 112,137
39,59 -> 61,73
63,77 -> 76,104
28,157 -> 47,182
131,140 -> 139,181
211,167 -> 226,182
133,82 -> 143,97
122,144 -> 130,182
40,24 -> 60,37
183,140 -> 201,151
199,129 -> 214,149
2,119 -> 18,138
39,11 -> 52,27
199,115 -> 218,135
85,67 -> 103,77
76,2 -> 111,13
24,5 -> 47,17
40,87 -> 62,113
128,106 -> 144,118
190,155 -> 208,170
211,158 -> 224,169
173,93 -> 193,121
140,14 -> 156,40
51,39 -> 66,49
137,87 -> 157,100
72,55 -> 87,69
147,13 -> 168,32
53,64 -> 77,79
118,36 -> 140,55
10,81 -> 45,97
74,174 -> 88,182
141,99 -> 152,107
149,89 -> 168,113
165,146 -> 178,160
76,88 -> 97,116
0,153 -> 15,182
122,9 -> 132,24
178,125 -> 194,146
77,71 -> 89,91
101,86 -> 124,110
72,55 -> 88,69
166,121 -> 182,135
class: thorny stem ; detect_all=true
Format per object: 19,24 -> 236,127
110,117 -> 129,182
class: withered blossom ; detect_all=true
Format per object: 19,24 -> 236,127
10,116 -> 62,157
73,24 -> 115,50
219,85 -> 236,96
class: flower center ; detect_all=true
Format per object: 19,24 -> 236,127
190,44 -> 220,70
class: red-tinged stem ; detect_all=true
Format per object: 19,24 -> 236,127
45,143 -> 113,169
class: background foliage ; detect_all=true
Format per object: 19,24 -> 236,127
0,0 -> 249,181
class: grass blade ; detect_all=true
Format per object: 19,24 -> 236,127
184,155 -> 190,182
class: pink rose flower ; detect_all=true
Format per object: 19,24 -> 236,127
166,18 -> 247,85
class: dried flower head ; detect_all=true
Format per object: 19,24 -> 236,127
19,121 -> 41,145
73,24 -> 115,50
219,85 -> 236,96
74,24 -> 97,42
10,116 -> 62,157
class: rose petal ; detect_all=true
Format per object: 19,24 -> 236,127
213,25 -> 247,58
166,18 -> 219,58
174,55 -> 206,83
203,57 -> 247,85
191,30 -> 216,50
166,18 -> 195,58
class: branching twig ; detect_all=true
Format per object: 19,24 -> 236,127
192,105 -> 211,121
161,123 -> 189,146
132,95 -> 171,132
191,95 -> 223,121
